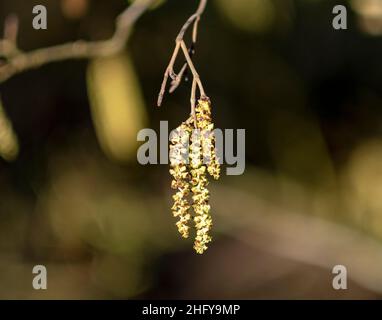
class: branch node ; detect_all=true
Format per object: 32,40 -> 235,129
157,0 -> 208,113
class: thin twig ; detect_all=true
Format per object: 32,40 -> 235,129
157,0 -> 208,111
158,41 -> 182,106
176,0 -> 207,41
169,63 -> 187,93
191,77 -> 197,127
0,0 -> 156,83
180,40 -> 205,96
170,12 -> 200,92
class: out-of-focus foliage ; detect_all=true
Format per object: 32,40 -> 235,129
87,53 -> 147,162
0,97 -> 19,161
343,140 -> 382,235
128,0 -> 166,10
351,0 -> 382,35
61,0 -> 89,19
215,0 -> 276,33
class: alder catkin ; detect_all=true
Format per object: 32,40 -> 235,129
169,98 -> 220,254
169,121 -> 192,238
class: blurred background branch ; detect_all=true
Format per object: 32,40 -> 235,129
0,0 -> 156,83
214,182 -> 382,294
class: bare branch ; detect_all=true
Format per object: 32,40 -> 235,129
0,14 -> 20,60
176,0 -> 207,41
0,0 -> 156,83
180,40 -> 205,96
169,63 -> 187,93
190,77 -> 197,128
157,0 -> 208,111
4,14 -> 19,45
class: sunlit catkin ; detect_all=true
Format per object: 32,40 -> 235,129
169,121 -> 192,238
190,130 -> 212,254
169,97 -> 220,254
196,98 -> 220,180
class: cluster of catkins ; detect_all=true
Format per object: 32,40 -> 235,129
169,97 -> 220,254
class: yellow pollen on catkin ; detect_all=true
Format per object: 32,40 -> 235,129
169,98 -> 220,254
169,121 -> 192,238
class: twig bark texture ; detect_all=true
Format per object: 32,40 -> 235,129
157,0 -> 208,125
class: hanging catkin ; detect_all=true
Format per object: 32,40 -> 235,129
169,98 -> 220,254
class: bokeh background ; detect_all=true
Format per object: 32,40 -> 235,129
1,0 -> 382,299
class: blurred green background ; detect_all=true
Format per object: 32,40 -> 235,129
1,0 -> 382,299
